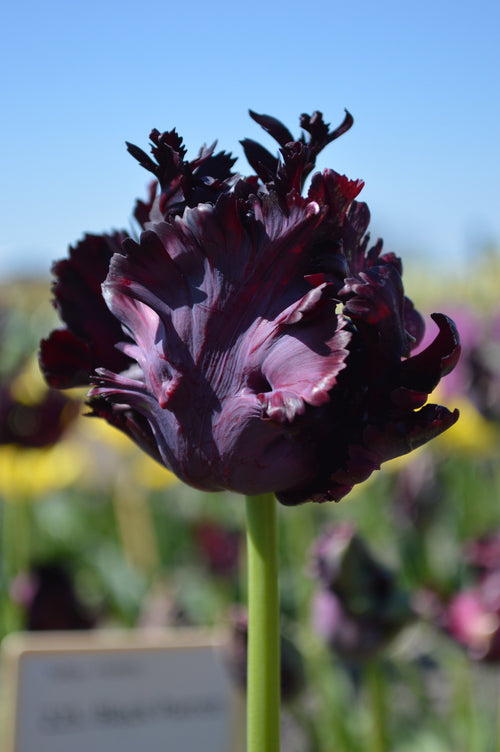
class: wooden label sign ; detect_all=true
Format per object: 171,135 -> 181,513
2,629 -> 241,752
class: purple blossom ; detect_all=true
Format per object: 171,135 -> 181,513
311,524 -> 413,659
0,384 -> 78,447
40,110 -> 459,504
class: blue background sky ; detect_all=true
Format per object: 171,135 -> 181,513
1,0 -> 498,278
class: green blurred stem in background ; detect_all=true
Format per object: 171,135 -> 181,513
245,493 -> 280,752
365,659 -> 389,752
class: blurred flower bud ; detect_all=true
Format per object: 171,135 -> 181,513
194,520 -> 241,578
311,525 -> 413,660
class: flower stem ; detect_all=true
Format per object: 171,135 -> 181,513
365,659 -> 389,752
245,493 -> 280,752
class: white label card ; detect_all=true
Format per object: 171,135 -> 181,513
2,629 -> 240,752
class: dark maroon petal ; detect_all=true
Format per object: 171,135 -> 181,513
300,110 -> 354,151
361,403 -> 460,461
243,109 -> 355,194
403,296 -> 426,350
87,395 -> 165,467
276,142 -> 309,195
125,140 -> 161,177
133,179 -> 158,229
340,263 -> 413,362
47,232 -> 132,386
92,191 -> 355,495
299,110 -> 354,186
308,169 -> 364,222
341,202 -> 372,272
39,329 -> 97,389
193,146 -> 238,182
127,128 -> 237,224
401,313 -> 461,392
240,138 -> 279,184
278,403 -> 459,506
52,232 -> 126,340
248,110 -> 295,147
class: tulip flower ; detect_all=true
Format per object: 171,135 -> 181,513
39,108 -> 460,752
40,110 -> 459,506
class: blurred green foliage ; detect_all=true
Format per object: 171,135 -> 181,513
1,260 -> 500,752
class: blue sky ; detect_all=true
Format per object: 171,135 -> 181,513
1,0 -> 498,278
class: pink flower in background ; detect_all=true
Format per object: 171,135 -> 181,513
445,577 -> 500,661
40,110 -> 459,505
438,532 -> 500,662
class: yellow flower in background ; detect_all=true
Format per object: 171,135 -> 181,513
74,416 -> 179,492
0,440 -> 83,502
9,354 -> 49,405
434,396 -> 499,455
0,354 -> 83,501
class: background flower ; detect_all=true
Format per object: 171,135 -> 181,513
311,524 -> 414,660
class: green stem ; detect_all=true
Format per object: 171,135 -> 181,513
365,659 -> 389,752
245,493 -> 280,752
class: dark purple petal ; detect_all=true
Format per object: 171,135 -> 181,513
403,296 -> 426,350
248,110 -> 295,147
89,192 -> 354,496
39,328 -> 97,389
127,128 -> 237,224
300,110 -> 354,151
41,232 -> 133,388
340,263 -> 412,362
133,179 -> 158,229
243,109 -> 354,194
276,309 -> 460,505
240,138 -> 279,185
400,313 -> 461,392
308,169 -> 365,223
